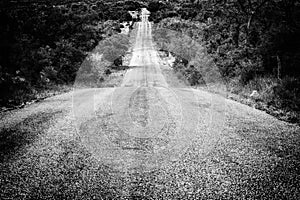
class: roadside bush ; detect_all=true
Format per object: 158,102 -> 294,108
0,1 -> 136,107
152,1 -> 300,122
234,75 -> 300,113
273,77 -> 300,111
184,65 -> 204,86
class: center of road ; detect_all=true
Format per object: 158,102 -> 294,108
72,9 -> 225,172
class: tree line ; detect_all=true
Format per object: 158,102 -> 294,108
1,0 -> 299,121
0,0 -> 145,107
149,0 -> 300,122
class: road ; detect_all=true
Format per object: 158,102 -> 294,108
1,9 -> 300,200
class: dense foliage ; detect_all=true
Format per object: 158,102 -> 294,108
1,0 -> 299,121
0,0 -> 144,107
150,0 -> 300,121
75,34 -> 130,87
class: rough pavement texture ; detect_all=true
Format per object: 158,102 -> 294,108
1,10 -> 300,200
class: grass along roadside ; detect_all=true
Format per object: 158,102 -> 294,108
0,85 -> 73,113
157,51 -> 300,125
0,65 -> 128,113
198,82 -> 300,125
0,26 -> 138,113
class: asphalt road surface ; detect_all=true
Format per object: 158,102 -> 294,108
1,10 -> 300,200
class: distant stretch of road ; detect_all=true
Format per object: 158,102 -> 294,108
0,8 -> 299,199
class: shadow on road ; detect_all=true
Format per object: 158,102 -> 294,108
0,111 -> 61,163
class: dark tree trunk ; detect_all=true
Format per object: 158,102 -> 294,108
277,54 -> 282,80
233,24 -> 240,47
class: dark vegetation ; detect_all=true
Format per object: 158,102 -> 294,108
149,0 -> 300,123
75,34 -> 131,87
0,0 -> 145,108
1,0 -> 299,123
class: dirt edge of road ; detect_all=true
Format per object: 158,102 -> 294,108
157,51 -> 300,126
